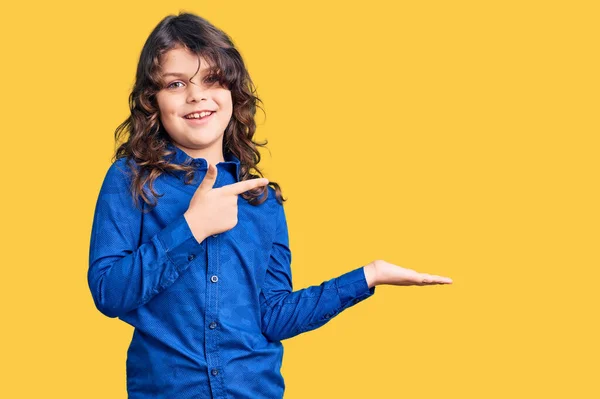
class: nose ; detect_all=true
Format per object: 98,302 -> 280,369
187,81 -> 208,103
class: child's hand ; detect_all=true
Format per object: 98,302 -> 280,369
184,161 -> 269,243
368,260 -> 453,287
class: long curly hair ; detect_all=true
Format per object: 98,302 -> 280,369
112,12 -> 285,212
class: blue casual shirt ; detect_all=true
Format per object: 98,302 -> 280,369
88,142 -> 376,399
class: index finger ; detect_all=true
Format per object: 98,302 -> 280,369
220,177 -> 269,196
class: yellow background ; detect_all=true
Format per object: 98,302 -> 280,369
1,0 -> 598,397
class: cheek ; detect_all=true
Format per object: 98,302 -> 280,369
156,95 -> 179,117
164,102 -> 180,116
218,91 -> 233,113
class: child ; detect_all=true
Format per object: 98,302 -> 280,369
88,12 -> 452,399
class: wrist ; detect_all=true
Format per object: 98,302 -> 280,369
363,262 -> 379,289
183,210 -> 207,244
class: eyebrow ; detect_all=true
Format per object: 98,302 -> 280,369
162,67 -> 218,79
162,72 -> 192,78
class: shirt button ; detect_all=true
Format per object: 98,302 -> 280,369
210,275 -> 219,283
209,321 -> 217,329
187,254 -> 195,261
324,313 -> 331,319
212,234 -> 218,238
211,369 -> 219,376
352,298 -> 360,304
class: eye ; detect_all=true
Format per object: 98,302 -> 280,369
166,81 -> 184,89
204,74 -> 220,84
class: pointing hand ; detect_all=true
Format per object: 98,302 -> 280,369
184,160 -> 269,243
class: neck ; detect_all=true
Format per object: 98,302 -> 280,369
174,142 -> 225,165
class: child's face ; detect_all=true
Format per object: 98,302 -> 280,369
155,46 -> 233,158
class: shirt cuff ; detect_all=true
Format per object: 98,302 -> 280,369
335,266 -> 376,309
156,214 -> 205,272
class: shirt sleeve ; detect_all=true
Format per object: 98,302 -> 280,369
88,160 -> 205,318
259,201 -> 376,342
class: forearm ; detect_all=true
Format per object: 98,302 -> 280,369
89,214 -> 204,318
261,266 -> 376,341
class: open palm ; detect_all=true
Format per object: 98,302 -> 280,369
374,260 -> 453,286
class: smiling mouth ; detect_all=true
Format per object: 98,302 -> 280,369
183,111 -> 215,120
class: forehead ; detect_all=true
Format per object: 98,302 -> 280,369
160,47 -> 214,73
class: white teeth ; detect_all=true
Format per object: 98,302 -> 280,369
185,111 -> 213,119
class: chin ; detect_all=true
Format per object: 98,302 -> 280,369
188,134 -> 223,146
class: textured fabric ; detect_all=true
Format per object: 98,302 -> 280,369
88,142 -> 376,399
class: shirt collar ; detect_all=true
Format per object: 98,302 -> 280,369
166,141 -> 241,182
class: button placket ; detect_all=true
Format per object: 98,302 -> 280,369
205,220 -> 224,395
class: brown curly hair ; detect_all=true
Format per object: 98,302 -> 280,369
112,12 -> 285,212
